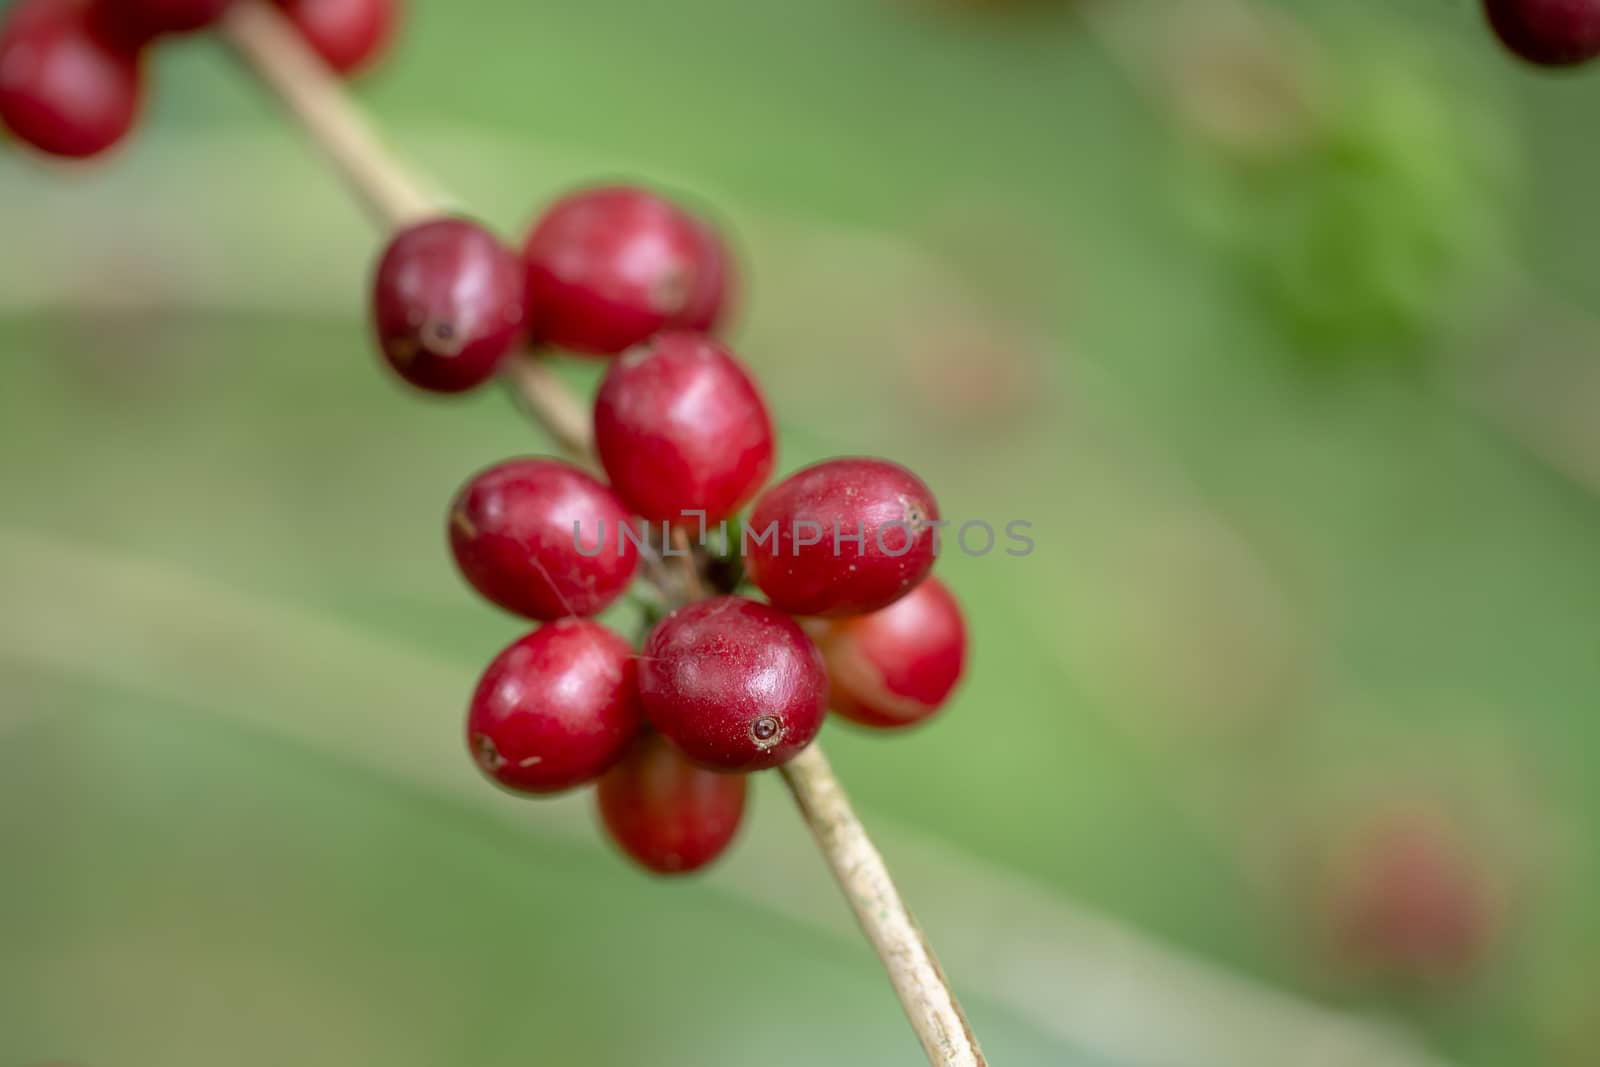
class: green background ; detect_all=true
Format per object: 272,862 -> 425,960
4,0 -> 1600,1064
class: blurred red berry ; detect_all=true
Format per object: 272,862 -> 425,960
0,0 -> 142,159
273,0 -> 397,76
97,0 -> 229,38
449,458 -> 639,622
467,620 -> 643,795
371,217 -> 524,394
522,185 -> 727,356
593,331 -> 774,525
813,576 -> 966,730
598,732 -> 747,874
1483,0 -> 1600,66
747,457 -> 940,618
639,596 -> 827,772
1330,812 -> 1502,981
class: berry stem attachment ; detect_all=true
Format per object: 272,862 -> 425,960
781,744 -> 986,1067
219,5 -> 984,1062
668,526 -> 707,601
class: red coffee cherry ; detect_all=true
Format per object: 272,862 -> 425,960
597,731 -> 748,875
371,217 -> 524,394
593,331 -> 774,525
1483,0 -> 1600,66
97,0 -> 229,38
466,620 -> 643,795
638,596 -> 827,772
747,457 -> 940,618
0,0 -> 143,160
1478,0 -> 1600,66
449,458 -> 639,621
522,185 -> 727,356
273,0 -> 398,76
812,577 -> 966,730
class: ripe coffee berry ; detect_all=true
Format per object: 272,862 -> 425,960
1483,0 -> 1600,66
449,457 -> 638,621
97,0 -> 229,38
638,596 -> 827,772
597,731 -> 748,874
0,0 -> 143,159
522,185 -> 728,356
467,620 -> 643,795
371,217 -> 524,394
593,331 -> 774,525
812,576 -> 966,730
273,0 -> 398,76
748,457 -> 940,618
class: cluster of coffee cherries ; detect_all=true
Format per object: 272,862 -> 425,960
369,185 -> 968,874
0,0 -> 396,158
1483,0 -> 1600,66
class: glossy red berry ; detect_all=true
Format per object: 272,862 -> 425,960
466,620 -> 643,795
812,576 -> 966,730
522,185 -> 728,356
97,0 -> 229,38
0,0 -> 142,160
638,596 -> 827,772
747,457 -> 940,618
1483,0 -> 1600,66
371,217 -> 524,394
593,331 -> 774,525
597,732 -> 747,874
449,458 -> 639,621
273,0 -> 397,76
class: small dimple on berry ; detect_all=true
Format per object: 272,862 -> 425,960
371,216 -> 523,394
638,596 -> 827,771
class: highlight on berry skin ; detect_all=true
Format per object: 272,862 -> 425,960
597,731 -> 748,875
0,0 -> 144,160
1482,0 -> 1600,66
522,184 -> 731,356
593,331 -> 775,525
467,620 -> 644,795
811,576 -> 967,731
747,456 -> 942,618
371,216 -> 525,394
638,596 -> 829,773
448,457 -> 639,622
